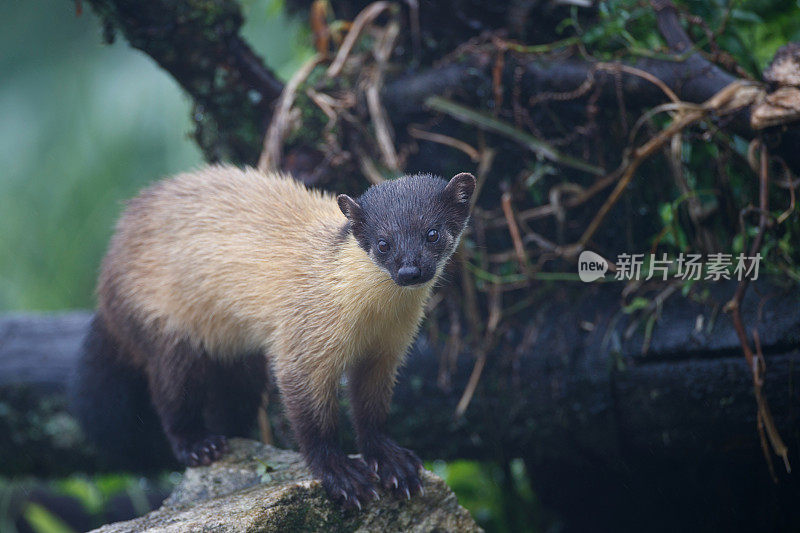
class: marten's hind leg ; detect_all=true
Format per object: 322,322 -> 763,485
71,313 -> 171,469
146,338 -> 228,466
204,353 -> 267,438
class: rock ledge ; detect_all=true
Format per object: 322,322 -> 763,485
92,439 -> 481,532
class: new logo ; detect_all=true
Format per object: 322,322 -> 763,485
578,250 -> 608,282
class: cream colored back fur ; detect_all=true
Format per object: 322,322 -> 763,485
99,165 -> 433,421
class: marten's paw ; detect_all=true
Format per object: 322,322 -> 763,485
174,435 -> 229,467
363,437 -> 424,500
313,452 -> 380,510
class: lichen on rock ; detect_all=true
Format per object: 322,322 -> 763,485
91,439 -> 482,532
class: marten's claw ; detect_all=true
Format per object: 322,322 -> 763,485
363,437 -> 424,501
368,459 -> 379,474
175,434 -> 228,467
314,452 -> 380,510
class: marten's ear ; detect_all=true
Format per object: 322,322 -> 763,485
443,172 -> 476,207
337,194 -> 363,222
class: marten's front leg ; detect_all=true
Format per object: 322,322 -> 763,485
276,359 -> 379,510
348,356 -> 423,499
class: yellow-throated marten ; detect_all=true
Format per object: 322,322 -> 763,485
73,165 -> 475,509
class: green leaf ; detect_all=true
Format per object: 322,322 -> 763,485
623,297 -> 651,314
23,502 -> 75,533
730,9 -> 763,24
55,477 -> 103,515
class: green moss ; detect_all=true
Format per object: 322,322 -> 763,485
254,488 -> 351,532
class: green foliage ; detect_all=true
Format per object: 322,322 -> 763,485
713,0 -> 800,72
430,459 -> 554,533
0,473 -> 177,533
571,1 -> 665,57
562,0 -> 800,70
22,503 -> 75,533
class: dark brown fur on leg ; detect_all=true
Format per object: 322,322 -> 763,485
71,314 -> 174,470
146,338 -> 228,466
348,357 -> 423,499
277,368 -> 379,510
204,353 -> 267,438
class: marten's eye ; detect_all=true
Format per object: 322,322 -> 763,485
377,239 -> 390,253
426,229 -> 439,243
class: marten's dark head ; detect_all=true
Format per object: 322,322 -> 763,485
338,172 -> 476,287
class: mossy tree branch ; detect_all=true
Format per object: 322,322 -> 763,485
86,0 -> 284,163
82,0 -> 800,174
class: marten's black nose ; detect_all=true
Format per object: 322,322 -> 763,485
397,265 -> 422,285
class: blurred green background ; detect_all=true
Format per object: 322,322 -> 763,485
0,0 -> 310,312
